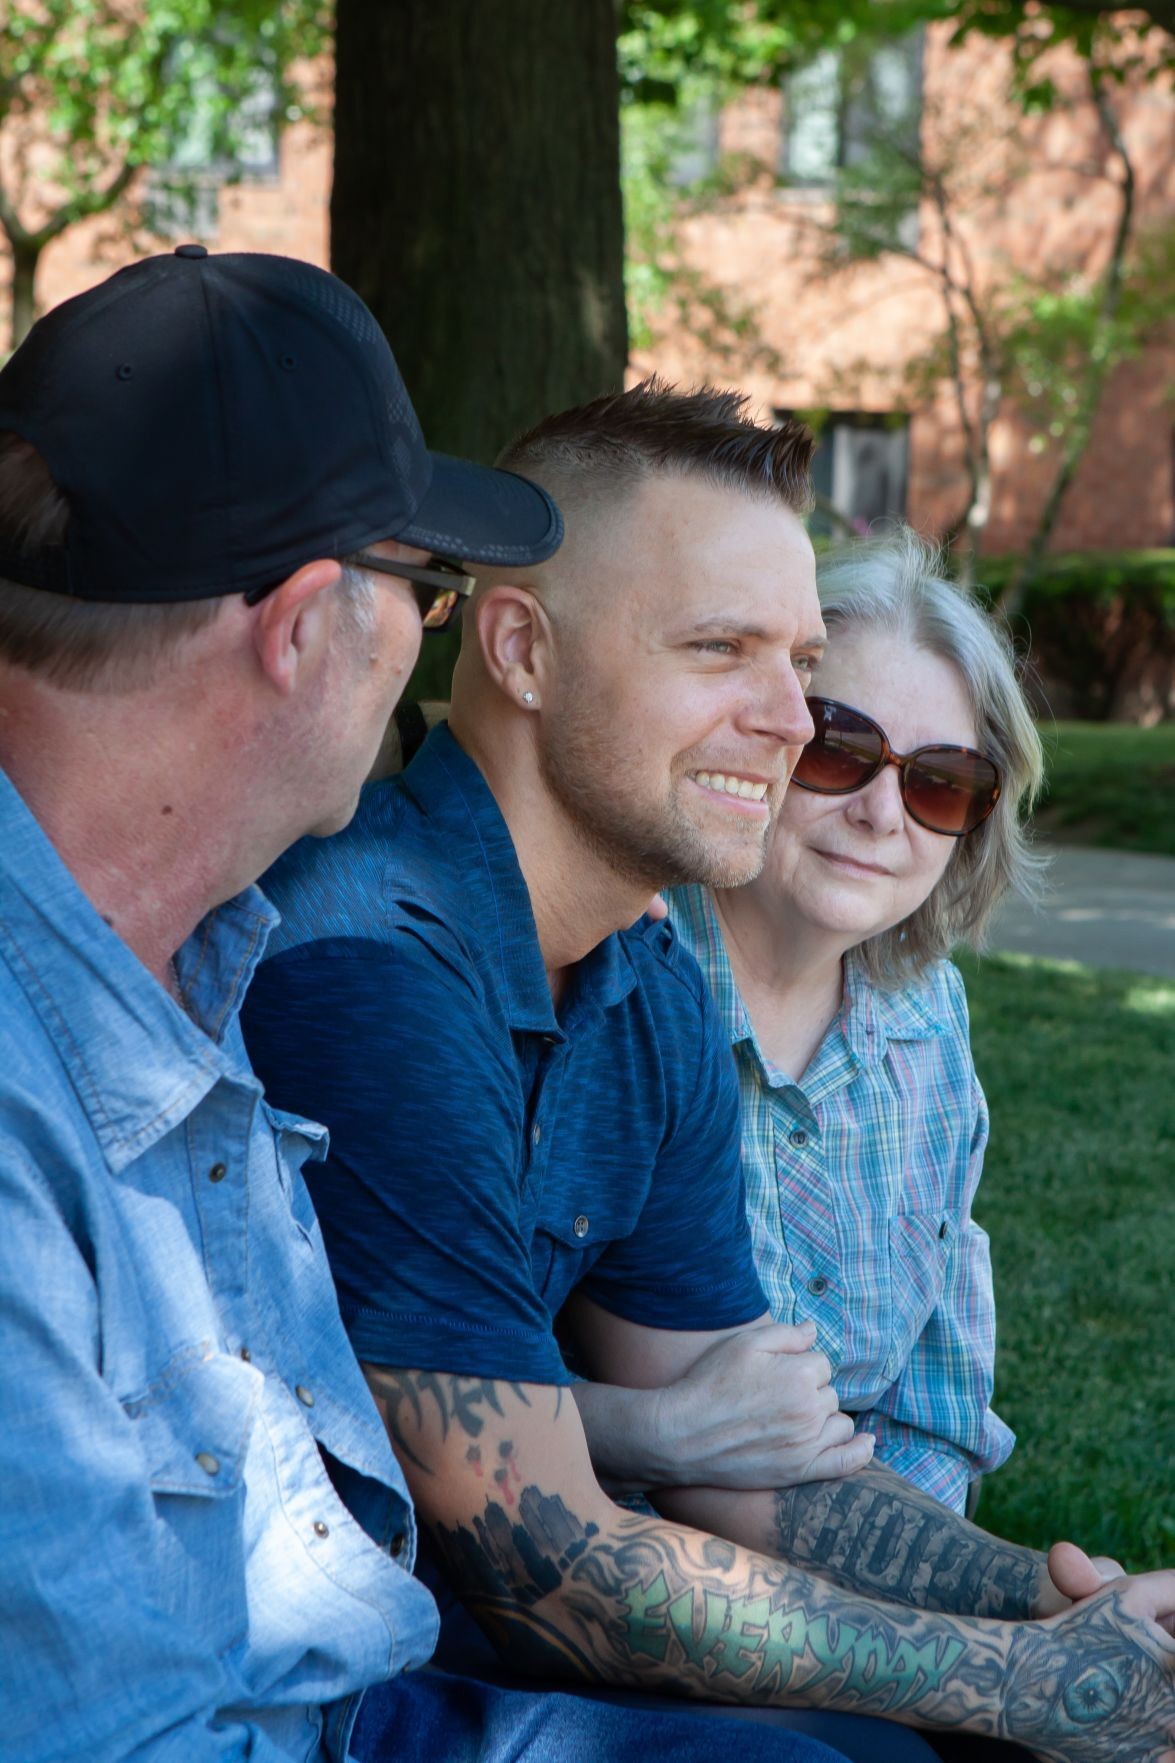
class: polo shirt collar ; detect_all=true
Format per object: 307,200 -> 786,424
400,724 -> 636,1033
0,766 -> 275,1175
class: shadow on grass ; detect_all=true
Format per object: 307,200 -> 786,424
959,950 -> 1175,1572
1036,722 -> 1175,857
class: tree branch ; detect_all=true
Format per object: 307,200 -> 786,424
0,181 -> 30,250
25,157 -> 140,252
998,63 -> 1138,612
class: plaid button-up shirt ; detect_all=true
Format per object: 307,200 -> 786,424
667,884 -> 1014,1512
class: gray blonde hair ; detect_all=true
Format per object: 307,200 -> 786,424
814,527 -> 1046,988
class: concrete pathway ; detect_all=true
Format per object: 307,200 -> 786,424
990,844 -> 1175,978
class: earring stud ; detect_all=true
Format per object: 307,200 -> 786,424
522,690 -> 535,705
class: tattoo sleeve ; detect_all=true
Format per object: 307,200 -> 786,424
771,1465 -> 1052,1619
656,1467 -> 1052,1620
364,1370 -> 1174,1760
363,1365 -> 547,1473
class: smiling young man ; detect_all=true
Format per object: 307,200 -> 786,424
242,384 -> 1175,1763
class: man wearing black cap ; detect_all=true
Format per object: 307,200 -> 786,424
0,250 -> 839,1763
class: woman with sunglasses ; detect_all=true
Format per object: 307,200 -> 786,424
667,526 -> 1045,1515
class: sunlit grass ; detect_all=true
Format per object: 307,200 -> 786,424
958,950 -> 1175,1571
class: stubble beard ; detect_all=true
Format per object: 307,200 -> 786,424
538,695 -> 772,893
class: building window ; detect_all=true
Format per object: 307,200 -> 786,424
146,66 -> 280,238
783,411 -> 910,536
781,32 -> 924,187
665,96 -> 721,188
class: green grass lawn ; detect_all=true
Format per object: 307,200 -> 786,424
1036,720 -> 1175,856
958,949 -> 1175,1572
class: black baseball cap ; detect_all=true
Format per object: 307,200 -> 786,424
0,245 -> 563,603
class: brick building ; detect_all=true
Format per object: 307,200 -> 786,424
3,25 -> 1172,557
637,26 -> 1174,556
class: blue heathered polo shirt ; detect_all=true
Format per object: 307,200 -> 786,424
242,725 -> 766,1386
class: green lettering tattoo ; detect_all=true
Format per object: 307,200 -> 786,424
619,1575 -> 964,1709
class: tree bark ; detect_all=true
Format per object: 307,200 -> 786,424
330,0 -> 627,468
997,71 -> 1136,617
8,238 -> 41,350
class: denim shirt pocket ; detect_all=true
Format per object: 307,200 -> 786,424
124,1347 -> 263,1656
882,1209 -> 958,1381
261,1100 -> 330,1248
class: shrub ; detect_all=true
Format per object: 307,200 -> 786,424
978,551 -> 1175,723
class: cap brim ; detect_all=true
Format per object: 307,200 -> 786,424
397,453 -> 563,567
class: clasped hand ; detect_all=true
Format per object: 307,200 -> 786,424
651,1320 -> 874,1488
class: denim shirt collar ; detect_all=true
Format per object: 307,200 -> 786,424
0,767 -> 276,1176
399,724 -> 635,1034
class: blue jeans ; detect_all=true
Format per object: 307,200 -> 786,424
351,1666 -> 897,1762
352,1582 -> 1045,1763
352,1667 -> 1046,1763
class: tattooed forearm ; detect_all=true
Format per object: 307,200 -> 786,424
430,1486 -> 1175,1761
617,1567 -> 966,1714
1001,1591 -> 1175,1763
771,1464 -> 1051,1620
363,1365 -> 535,1473
429,1485 -> 988,1719
371,1371 -> 1171,1758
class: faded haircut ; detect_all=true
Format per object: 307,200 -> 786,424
496,377 -> 814,529
816,526 -> 1047,989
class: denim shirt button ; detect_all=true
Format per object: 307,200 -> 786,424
389,1530 -> 407,1558
573,1214 -> 590,1239
208,1161 -> 227,1183
195,1451 -> 220,1476
295,1384 -> 315,1407
313,1520 -> 329,1538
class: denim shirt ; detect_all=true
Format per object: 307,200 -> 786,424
0,770 -> 438,1763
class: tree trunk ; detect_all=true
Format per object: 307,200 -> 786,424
997,73 -> 1136,618
7,238 -> 41,352
330,0 -> 627,468
957,368 -> 1001,586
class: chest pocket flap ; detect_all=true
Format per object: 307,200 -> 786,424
125,1345 -> 263,1497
